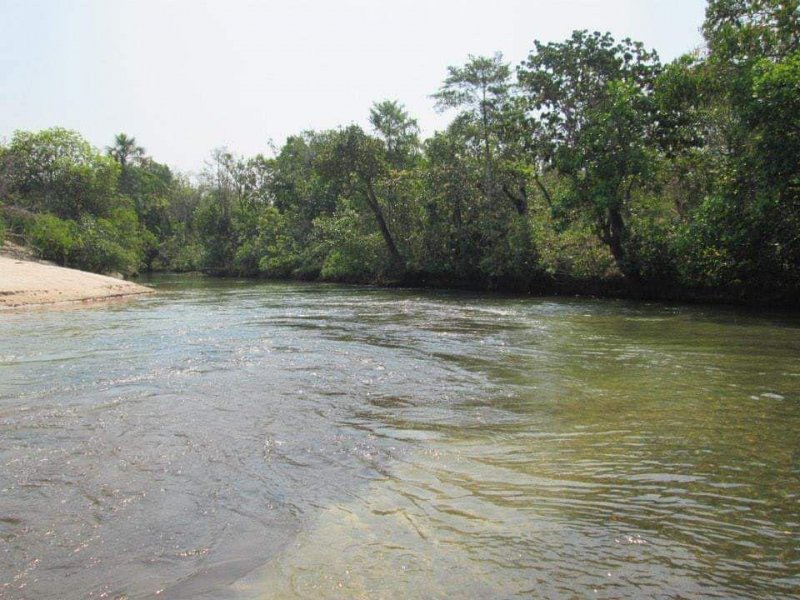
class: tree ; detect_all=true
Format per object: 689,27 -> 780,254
316,126 -> 404,271
517,31 -> 662,273
433,53 -> 512,201
421,126 -> 484,278
3,128 -> 120,219
674,0 -> 800,296
703,0 -> 799,63
369,100 -> 420,169
107,133 -> 145,169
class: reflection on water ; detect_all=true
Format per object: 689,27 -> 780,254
1,275 -> 798,599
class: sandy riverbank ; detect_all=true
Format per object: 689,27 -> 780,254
0,256 -> 154,309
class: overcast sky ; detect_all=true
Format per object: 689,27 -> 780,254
1,0 -> 708,173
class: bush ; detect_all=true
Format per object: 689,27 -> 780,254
478,215 -> 542,287
315,204 -> 389,282
624,214 -> 679,283
27,214 -> 80,265
4,128 -> 120,219
534,215 -> 616,281
157,234 -> 203,272
26,209 -> 145,276
72,214 -> 140,275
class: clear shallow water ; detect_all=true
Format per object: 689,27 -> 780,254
1,275 -> 799,599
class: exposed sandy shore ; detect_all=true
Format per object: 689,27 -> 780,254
0,256 -> 154,309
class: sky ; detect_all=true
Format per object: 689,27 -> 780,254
1,0 -> 708,174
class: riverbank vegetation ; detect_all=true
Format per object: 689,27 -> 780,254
1,0 -> 798,305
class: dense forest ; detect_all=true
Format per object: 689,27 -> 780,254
1,0 -> 798,305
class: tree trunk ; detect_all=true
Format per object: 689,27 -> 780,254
502,183 -> 527,216
365,179 -> 404,270
533,173 -> 553,206
605,206 -> 626,269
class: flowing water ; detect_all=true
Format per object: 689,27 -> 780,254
1,275 -> 799,599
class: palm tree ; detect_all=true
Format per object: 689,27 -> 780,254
107,133 -> 145,168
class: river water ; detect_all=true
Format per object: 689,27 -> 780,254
1,276 -> 798,599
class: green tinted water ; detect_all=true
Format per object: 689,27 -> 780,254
1,276 -> 798,598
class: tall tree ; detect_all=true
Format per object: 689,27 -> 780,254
517,30 -> 662,272
675,0 -> 800,294
317,126 -> 404,270
369,100 -> 420,169
433,53 -> 512,200
107,133 -> 145,169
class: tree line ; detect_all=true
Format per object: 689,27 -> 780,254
1,0 -> 798,304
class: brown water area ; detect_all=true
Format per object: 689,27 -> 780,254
1,275 -> 798,599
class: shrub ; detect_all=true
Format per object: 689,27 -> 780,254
72,214 -> 140,275
315,205 -> 389,282
27,214 -> 80,265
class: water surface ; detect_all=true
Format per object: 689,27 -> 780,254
1,276 -> 798,599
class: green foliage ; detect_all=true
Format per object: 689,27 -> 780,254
478,214 -> 541,287
157,226 -> 204,272
749,50 -> 800,181
703,0 -> 799,64
624,211 -> 680,283
677,191 -> 800,296
665,0 -> 800,298
3,128 -> 120,220
72,210 -> 141,276
315,126 -> 405,271
194,196 -> 235,274
26,209 -> 144,276
417,128 -> 483,278
369,100 -> 420,168
676,194 -> 752,289
107,133 -> 145,170
27,214 -> 80,265
518,31 -> 662,271
315,201 -> 390,282
232,207 -> 293,276
433,53 -> 512,151
434,53 -> 514,214
532,202 -> 616,281
253,208 -> 303,278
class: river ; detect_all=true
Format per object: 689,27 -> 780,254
1,275 -> 798,599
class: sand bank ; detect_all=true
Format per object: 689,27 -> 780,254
0,256 -> 153,309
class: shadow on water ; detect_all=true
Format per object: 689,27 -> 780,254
1,275 -> 799,599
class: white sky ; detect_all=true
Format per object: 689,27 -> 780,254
1,0 -> 708,173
